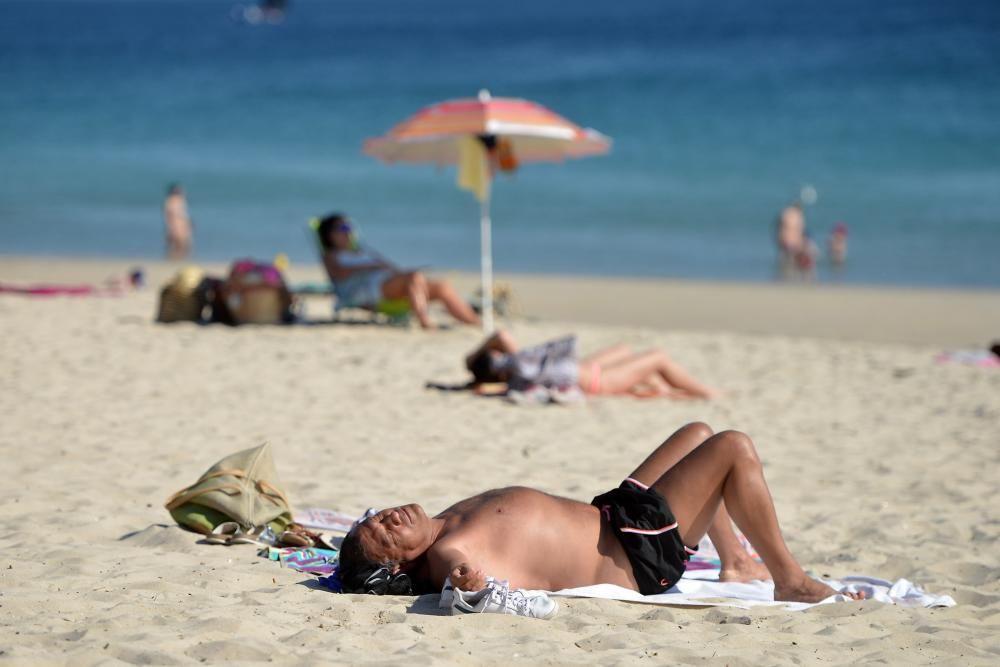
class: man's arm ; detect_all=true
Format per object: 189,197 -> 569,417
449,562 -> 487,591
427,543 -> 487,591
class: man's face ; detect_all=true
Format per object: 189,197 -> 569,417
354,504 -> 431,565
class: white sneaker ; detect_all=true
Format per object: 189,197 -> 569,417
439,577 -> 456,608
447,578 -> 559,620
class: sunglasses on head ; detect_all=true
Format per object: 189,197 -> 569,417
350,507 -> 378,533
335,221 -> 354,233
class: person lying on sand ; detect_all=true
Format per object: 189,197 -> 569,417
464,330 -> 717,400
338,422 -> 864,611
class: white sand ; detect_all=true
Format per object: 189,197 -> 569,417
1,257 -> 998,665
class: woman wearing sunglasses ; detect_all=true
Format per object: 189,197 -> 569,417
317,212 -> 480,329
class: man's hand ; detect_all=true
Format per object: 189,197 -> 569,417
450,562 -> 487,591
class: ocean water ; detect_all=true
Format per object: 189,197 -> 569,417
1,0 -> 999,287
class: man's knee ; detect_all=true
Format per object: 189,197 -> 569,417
682,421 -> 714,441
716,430 -> 759,465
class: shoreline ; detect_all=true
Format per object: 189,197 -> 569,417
2,254 -> 998,346
5,251 -> 999,293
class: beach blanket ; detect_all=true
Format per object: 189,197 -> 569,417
935,350 -> 1000,368
685,532 -> 757,572
0,282 -> 122,297
292,507 -> 357,533
263,546 -> 339,575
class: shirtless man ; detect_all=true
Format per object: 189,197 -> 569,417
163,183 -> 193,260
339,422 -> 862,609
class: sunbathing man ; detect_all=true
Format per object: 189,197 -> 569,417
339,422 -> 863,611
465,330 -> 716,400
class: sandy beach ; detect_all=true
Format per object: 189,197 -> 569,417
1,256 -> 998,665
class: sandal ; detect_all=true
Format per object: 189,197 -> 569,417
203,522 -> 273,547
203,521 -> 242,545
278,523 -> 335,550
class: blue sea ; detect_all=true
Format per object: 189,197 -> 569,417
2,0 -> 999,286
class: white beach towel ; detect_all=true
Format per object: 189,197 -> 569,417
552,532 -> 954,610
553,574 -> 956,611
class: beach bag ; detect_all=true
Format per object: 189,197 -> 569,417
164,443 -> 293,534
156,266 -> 207,323
221,259 -> 293,325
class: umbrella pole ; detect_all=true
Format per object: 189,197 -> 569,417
479,194 -> 494,333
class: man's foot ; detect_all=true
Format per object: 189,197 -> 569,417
719,557 -> 771,583
774,574 -> 865,603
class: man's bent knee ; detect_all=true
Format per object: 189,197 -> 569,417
715,430 -> 759,464
681,421 -> 714,440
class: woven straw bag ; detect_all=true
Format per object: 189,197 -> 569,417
221,260 -> 293,325
165,443 -> 292,533
156,266 -> 206,323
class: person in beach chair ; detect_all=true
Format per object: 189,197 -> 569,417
463,329 -> 717,401
315,213 -> 480,329
337,422 -> 863,618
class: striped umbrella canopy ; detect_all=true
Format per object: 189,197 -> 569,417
365,92 -> 610,165
363,90 -> 611,332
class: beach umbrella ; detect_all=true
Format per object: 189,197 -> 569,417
364,90 -> 611,332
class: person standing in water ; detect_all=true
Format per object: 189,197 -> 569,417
775,202 -> 805,279
828,222 -> 848,266
163,183 -> 193,260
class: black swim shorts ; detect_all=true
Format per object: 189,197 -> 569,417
592,478 -> 696,595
